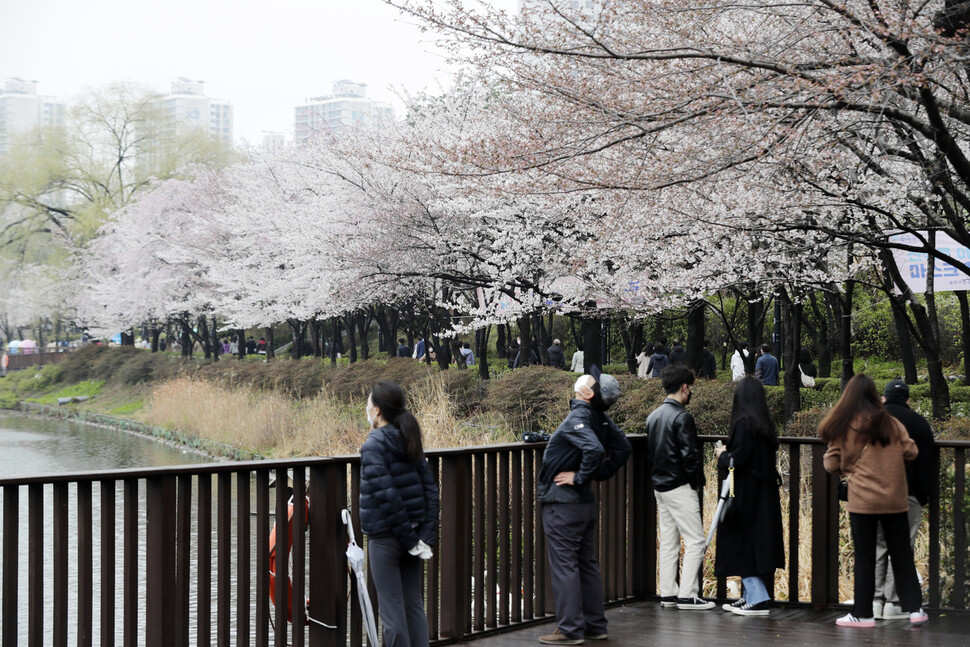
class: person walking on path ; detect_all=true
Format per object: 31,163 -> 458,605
730,342 -> 749,381
645,343 -> 669,379
873,379 -> 934,620
570,344 -> 585,373
645,365 -> 715,611
547,339 -> 566,369
668,340 -> 688,367
397,338 -> 412,358
359,381 -> 440,647
820,374 -> 927,628
714,377 -> 785,617
537,368 -> 632,644
700,339 -> 717,380
754,344 -> 779,386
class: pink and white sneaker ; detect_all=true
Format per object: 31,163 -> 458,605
910,609 -> 929,625
836,613 -> 875,628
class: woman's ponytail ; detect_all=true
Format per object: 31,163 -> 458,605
394,410 -> 425,463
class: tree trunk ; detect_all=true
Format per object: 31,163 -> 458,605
839,281 -> 855,388
957,291 -> 970,386
309,319 -> 322,358
211,317 -> 220,362
288,319 -> 305,359
581,308 -> 601,374
808,292 -> 834,378
344,315 -> 358,363
781,290 -> 802,422
478,325 -> 491,380
496,324 -> 507,359
330,317 -> 341,365
517,315 -> 533,367
264,326 -> 275,359
356,312 -> 370,361
150,327 -> 160,353
890,295 -> 919,384
181,321 -> 192,357
923,239 -> 950,418
745,295 -> 764,375
687,300 -> 705,374
237,328 -> 246,359
879,247 -> 949,417
535,312 -> 551,366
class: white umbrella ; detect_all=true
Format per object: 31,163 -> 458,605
342,509 -> 379,647
705,457 -> 735,548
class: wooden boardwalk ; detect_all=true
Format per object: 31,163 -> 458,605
461,601 -> 970,646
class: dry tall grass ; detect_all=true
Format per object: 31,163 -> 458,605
144,375 -> 511,457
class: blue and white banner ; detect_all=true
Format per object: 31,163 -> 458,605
890,232 -> 970,293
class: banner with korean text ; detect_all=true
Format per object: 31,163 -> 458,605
890,232 -> 970,294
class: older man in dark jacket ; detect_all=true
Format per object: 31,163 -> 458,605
645,365 -> 714,611
536,368 -> 631,645
547,339 -> 566,369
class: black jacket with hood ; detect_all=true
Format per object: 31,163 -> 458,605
537,400 -> 632,504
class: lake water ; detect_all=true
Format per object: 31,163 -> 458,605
0,412 -> 224,644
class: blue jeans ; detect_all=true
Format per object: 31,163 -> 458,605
742,575 -> 770,606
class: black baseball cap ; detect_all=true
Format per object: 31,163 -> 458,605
884,379 -> 909,402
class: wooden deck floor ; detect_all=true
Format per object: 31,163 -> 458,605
461,601 -> 970,646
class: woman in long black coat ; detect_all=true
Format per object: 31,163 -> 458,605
714,377 -> 785,617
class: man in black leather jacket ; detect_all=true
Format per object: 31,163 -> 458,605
645,365 -> 715,611
536,368 -> 631,644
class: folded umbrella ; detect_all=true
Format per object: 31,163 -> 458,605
343,509 -> 379,647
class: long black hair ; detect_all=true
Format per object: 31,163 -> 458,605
729,377 -> 778,449
370,380 -> 424,462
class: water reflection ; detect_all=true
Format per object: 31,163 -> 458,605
0,412 -> 219,644
0,413 -> 210,477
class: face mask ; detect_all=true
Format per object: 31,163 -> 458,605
366,410 -> 377,428
590,383 -> 608,412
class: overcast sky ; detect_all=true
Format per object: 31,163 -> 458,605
0,0 -> 516,145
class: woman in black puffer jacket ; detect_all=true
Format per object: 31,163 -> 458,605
359,381 -> 439,647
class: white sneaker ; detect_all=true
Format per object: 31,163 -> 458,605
881,602 -> 908,620
910,609 -> 928,625
836,613 -> 875,628
871,600 -> 883,619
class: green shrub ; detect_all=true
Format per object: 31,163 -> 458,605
785,405 -> 830,437
113,351 -> 173,385
57,344 -> 109,383
608,376 -> 665,432
484,365 -> 575,432
437,369 -> 486,417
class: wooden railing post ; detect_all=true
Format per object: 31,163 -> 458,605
439,454 -> 473,641
810,444 -> 839,608
629,437 -> 654,598
146,475 -> 177,647
309,463 -> 347,647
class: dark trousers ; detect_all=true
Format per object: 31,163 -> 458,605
542,502 -> 607,639
367,537 -> 430,647
850,511 -> 922,618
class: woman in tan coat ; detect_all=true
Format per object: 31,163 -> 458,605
819,374 -> 927,628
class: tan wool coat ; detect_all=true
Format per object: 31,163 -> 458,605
823,416 -> 918,514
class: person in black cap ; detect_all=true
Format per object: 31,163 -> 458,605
536,367 -> 632,645
873,379 -> 934,620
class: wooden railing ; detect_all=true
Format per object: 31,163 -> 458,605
2,350 -> 72,372
0,435 -> 967,646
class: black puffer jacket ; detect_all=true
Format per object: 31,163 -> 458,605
538,400 -> 632,504
645,398 -> 705,492
359,424 -> 439,549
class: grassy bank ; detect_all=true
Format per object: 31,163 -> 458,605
3,345 -> 970,458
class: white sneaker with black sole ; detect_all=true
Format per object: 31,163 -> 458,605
677,597 -> 715,610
